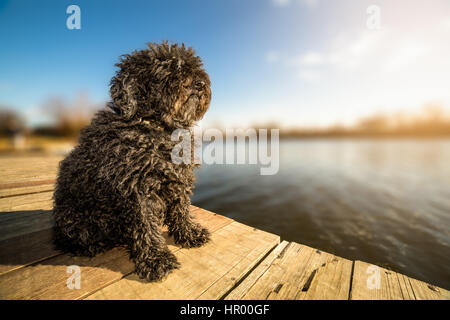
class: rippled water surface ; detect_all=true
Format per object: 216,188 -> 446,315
192,139 -> 450,289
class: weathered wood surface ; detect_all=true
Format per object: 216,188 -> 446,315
228,242 -> 353,300
0,156 -> 448,300
86,222 -> 279,300
350,261 -> 450,300
0,206 -> 246,300
0,156 -> 60,198
0,182 -> 55,198
0,191 -> 53,212
0,156 -> 62,184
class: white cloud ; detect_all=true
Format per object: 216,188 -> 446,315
383,44 -> 427,72
282,31 -> 387,75
270,25 -> 450,115
297,70 -> 320,83
293,51 -> 324,66
260,1 -> 450,126
327,30 -> 386,70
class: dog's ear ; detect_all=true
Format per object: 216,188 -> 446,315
109,75 -> 138,119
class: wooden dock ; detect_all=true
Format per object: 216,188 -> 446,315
0,155 -> 448,300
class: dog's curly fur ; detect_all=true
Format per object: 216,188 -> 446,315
52,42 -> 212,281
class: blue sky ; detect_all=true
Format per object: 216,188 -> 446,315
1,0 -> 450,128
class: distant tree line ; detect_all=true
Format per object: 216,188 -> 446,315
1,100 -> 450,139
0,93 -> 101,139
0,109 -> 26,137
280,104 -> 450,138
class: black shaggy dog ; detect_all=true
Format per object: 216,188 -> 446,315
53,42 -> 212,281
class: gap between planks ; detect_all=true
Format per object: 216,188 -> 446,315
226,241 -> 353,300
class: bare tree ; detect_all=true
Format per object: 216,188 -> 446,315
40,92 -> 101,137
0,108 -> 27,149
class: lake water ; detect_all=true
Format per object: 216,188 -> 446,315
192,138 -> 450,289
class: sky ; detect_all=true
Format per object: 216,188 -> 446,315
1,0 -> 450,128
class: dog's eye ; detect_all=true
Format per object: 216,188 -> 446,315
194,80 -> 205,89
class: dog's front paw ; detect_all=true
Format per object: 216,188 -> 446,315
174,223 -> 210,248
135,249 -> 180,282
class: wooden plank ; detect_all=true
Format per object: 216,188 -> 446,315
407,275 -> 450,300
189,206 -> 234,232
0,156 -> 62,185
402,275 -> 450,300
84,221 -> 279,300
0,247 -> 135,300
0,191 -> 53,212
0,156 -> 59,197
0,207 -> 234,299
0,190 -> 222,245
0,191 -> 54,243
0,229 -> 60,276
238,242 -> 353,300
0,210 -> 53,242
224,241 -> 290,300
0,155 -> 58,197
0,180 -> 55,191
197,224 -> 280,299
351,261 -> 416,300
0,182 -> 55,198
0,206 -> 227,275
297,250 -> 353,300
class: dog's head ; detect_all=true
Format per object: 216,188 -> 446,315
109,42 -> 211,128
